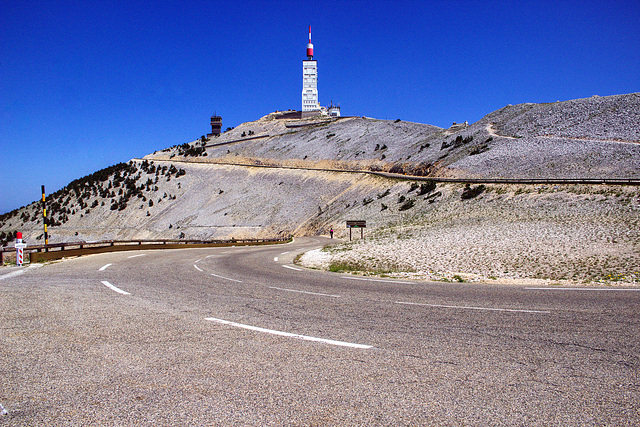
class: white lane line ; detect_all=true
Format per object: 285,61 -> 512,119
396,301 -> 550,314
274,257 -> 279,262
128,254 -> 146,259
269,286 -> 340,298
280,251 -> 290,255
210,273 -> 243,283
194,265 -> 204,272
282,265 -> 302,271
98,264 -> 112,271
346,276 -> 415,285
194,258 -> 202,263
100,281 -> 131,295
205,317 -> 373,349
0,265 -> 42,281
0,270 -> 24,281
526,287 -> 640,292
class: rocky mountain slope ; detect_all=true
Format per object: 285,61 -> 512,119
300,182 -> 640,285
2,93 -> 639,284
150,92 -> 640,179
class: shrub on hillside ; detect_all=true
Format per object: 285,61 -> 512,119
377,189 -> 391,199
441,135 -> 474,150
417,180 -> 437,195
469,144 -> 489,155
399,199 -> 415,211
461,184 -> 486,200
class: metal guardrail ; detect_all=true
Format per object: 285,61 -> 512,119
0,237 -> 291,264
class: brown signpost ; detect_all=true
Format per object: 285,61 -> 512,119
346,220 -> 366,241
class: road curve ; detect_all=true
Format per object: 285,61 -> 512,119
136,157 -> 640,186
1,237 -> 638,425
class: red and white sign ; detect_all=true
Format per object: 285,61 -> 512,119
15,232 -> 26,266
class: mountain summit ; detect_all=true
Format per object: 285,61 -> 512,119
1,94 -> 639,258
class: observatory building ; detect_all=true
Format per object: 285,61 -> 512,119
301,27 -> 340,118
302,26 -> 320,116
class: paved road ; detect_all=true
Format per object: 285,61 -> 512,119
142,157 -> 640,186
1,237 -> 638,425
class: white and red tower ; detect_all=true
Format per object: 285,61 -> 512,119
302,26 -> 320,113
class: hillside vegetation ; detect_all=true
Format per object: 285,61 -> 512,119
2,93 -> 639,284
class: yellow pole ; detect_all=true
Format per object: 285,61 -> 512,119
41,185 -> 49,250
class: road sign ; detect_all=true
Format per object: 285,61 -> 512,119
346,221 -> 366,240
346,220 -> 366,228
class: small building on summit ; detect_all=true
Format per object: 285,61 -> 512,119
208,114 -> 222,138
327,101 -> 341,117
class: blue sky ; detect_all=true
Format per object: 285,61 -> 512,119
1,0 -> 639,214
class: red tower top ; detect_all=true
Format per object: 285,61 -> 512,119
306,26 -> 314,60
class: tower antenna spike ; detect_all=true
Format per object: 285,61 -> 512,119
306,25 -> 314,60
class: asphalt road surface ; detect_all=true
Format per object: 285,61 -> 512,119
1,237 -> 638,426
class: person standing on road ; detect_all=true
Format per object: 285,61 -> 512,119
330,228 -> 334,239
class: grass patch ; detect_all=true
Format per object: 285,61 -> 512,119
328,259 -> 414,275
328,260 -> 365,273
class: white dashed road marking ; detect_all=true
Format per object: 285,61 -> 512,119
100,281 -> 131,295
346,276 -> 414,284
98,264 -> 112,271
194,262 -> 242,282
396,301 -> 550,314
269,286 -> 340,298
282,265 -> 302,271
210,273 -> 243,283
205,317 -> 373,349
526,287 -> 640,292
